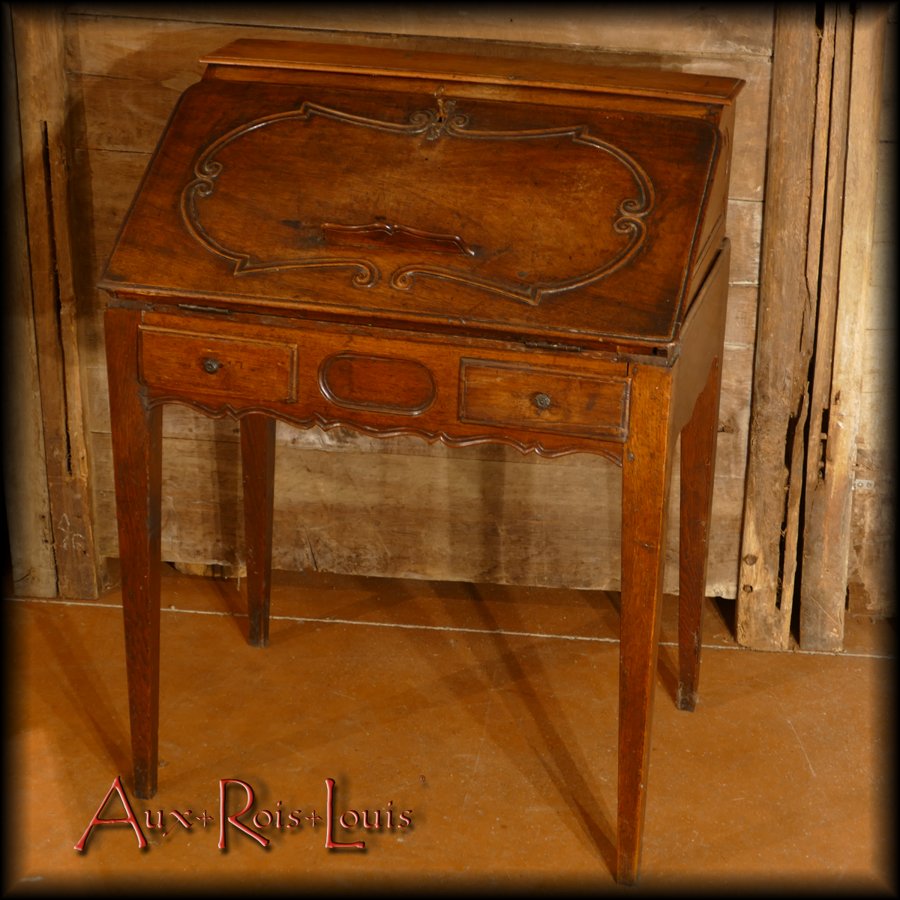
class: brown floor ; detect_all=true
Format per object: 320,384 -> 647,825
3,565 -> 896,895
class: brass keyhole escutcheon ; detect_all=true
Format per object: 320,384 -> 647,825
532,391 -> 552,410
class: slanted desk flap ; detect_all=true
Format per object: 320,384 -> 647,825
101,40 -> 743,350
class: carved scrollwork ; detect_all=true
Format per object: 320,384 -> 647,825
181,97 -> 656,306
146,396 -> 623,463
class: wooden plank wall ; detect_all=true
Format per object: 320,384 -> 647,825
6,6 -> 99,599
737,3 -> 894,651
57,3 -> 772,600
846,5 -> 896,620
2,4 -> 58,597
7,3 -> 771,601
799,3 -> 891,649
735,8 -> 821,649
736,4 -> 896,651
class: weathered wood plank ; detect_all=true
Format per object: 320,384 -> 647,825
736,6 -> 821,650
872,141 -> 896,244
68,4 -> 776,58
724,284 -> 759,348
2,4 -> 57,597
847,447 -> 894,617
845,9 -> 894,621
11,5 -> 100,599
64,13 -> 771,201
800,4 -> 888,650
800,5 -> 854,643
879,8 -> 896,143
90,431 -> 747,596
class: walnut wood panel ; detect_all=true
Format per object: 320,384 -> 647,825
101,68 -> 731,347
177,88 -> 666,311
99,38 -> 740,885
135,309 -> 630,461
139,326 -> 299,403
319,352 -> 436,415
459,361 -> 629,441
68,27 -> 761,611
58,10 -> 769,609
81,146 -> 762,347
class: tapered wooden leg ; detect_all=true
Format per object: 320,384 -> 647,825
240,414 -> 276,647
105,307 -> 163,800
677,357 -> 722,712
617,363 -> 675,885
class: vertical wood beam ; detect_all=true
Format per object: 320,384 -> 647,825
11,5 -> 100,598
105,306 -> 163,799
798,4 -> 853,646
2,4 -> 57,596
800,3 -> 887,650
736,5 -> 821,650
618,362 -> 675,885
241,414 -> 276,647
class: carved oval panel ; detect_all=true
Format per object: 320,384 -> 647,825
181,95 -> 658,306
319,352 -> 436,415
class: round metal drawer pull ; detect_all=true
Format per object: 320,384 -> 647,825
532,391 -> 553,410
202,357 -> 222,374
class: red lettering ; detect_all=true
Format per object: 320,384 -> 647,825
252,809 -> 272,829
218,779 -> 269,849
143,810 -> 164,832
74,776 -> 147,851
324,778 -> 365,850
169,810 -> 193,830
360,808 -> 381,830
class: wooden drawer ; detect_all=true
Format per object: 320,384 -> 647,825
459,359 -> 630,440
139,326 -> 298,403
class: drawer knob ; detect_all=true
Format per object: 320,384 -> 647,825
202,357 -> 222,374
532,391 -> 553,410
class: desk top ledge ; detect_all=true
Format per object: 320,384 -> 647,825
202,38 -> 745,105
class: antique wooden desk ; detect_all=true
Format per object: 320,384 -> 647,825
101,39 -> 742,883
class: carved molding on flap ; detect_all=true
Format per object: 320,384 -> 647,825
181,98 -> 655,306
322,220 -> 477,258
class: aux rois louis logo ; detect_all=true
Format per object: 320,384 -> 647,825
75,776 -> 414,852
